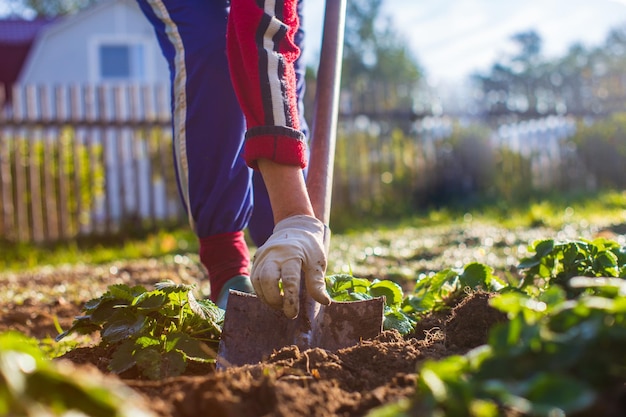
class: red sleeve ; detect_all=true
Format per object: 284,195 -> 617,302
227,0 -> 307,170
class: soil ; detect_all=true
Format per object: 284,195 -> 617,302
1,221 -> 624,416
0,258 -> 509,417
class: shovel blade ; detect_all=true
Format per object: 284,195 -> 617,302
217,291 -> 384,368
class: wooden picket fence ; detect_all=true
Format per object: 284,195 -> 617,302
0,83 -> 594,243
0,83 -> 183,242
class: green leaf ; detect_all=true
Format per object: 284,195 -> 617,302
101,314 -> 146,344
518,239 -> 555,269
155,280 -> 193,294
460,262 -> 492,289
83,297 -> 104,311
534,239 -> 555,258
417,355 -> 472,413
135,336 -> 161,349
593,251 -> 619,276
170,332 -> 215,361
560,242 -> 578,263
370,280 -> 404,306
133,347 -> 163,380
523,374 -> 595,414
347,277 -> 372,293
135,347 -> 186,380
404,293 -> 439,315
383,310 -> 415,335
326,274 -> 371,297
132,291 -> 168,310
0,332 -> 46,365
194,299 -> 224,324
109,340 -> 137,374
517,256 -> 540,270
55,316 -> 101,341
25,370 -> 119,417
90,300 -> 128,323
105,284 -> 138,302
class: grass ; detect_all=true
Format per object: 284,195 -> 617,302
334,189 -> 626,234
1,190 -> 625,272
0,228 -> 199,272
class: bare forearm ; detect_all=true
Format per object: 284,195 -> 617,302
257,159 -> 314,224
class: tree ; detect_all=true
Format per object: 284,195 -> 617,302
474,24 -> 626,121
473,29 -> 552,121
340,0 -> 422,123
3,0 -> 97,18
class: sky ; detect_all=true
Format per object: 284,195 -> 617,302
0,0 -> 623,84
303,0 -> 626,84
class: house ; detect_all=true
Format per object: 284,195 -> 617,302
0,0 -> 178,235
9,0 -> 169,87
0,18 -> 55,99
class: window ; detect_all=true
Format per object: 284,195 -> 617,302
98,42 -> 145,81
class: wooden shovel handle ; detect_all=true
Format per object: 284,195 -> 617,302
306,0 -> 347,226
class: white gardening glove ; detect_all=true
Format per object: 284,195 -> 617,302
251,214 -> 332,319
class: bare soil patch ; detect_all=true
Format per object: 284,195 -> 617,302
0,259 -> 507,416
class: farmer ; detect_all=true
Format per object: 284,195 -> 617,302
136,0 -> 331,318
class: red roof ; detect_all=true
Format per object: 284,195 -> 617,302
0,18 -> 56,97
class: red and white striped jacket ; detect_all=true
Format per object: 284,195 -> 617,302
227,0 -> 307,170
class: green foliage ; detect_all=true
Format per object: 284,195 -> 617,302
57,281 -> 223,380
327,262 -> 508,336
0,331 -> 150,417
3,0 -> 99,17
372,237 -> 626,417
4,128 -> 106,241
475,24 -> 626,118
517,237 -> 626,297
571,113 -> 626,188
404,262 -> 507,317
411,278 -> 626,416
326,274 -> 416,335
342,0 -> 421,117
0,228 -> 198,272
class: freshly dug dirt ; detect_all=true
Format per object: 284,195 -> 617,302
2,217 -> 624,416
0,261 -> 506,417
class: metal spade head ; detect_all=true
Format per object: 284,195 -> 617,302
217,290 -> 384,368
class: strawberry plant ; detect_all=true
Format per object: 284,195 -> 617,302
370,238 -> 626,417
0,331 -> 153,417
403,262 -> 508,317
327,263 -> 509,336
57,281 -> 222,380
517,237 -> 626,297
408,278 -> 626,416
326,274 -> 416,335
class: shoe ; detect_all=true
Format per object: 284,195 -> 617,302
216,275 -> 254,310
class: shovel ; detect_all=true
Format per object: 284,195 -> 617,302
217,0 -> 385,368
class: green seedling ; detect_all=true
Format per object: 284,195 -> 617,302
326,274 -> 417,335
518,237 -> 626,297
370,238 -> 626,417
57,280 -> 223,380
403,262 -> 508,317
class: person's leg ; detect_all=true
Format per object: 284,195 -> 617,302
247,0 -> 310,247
136,0 -> 253,303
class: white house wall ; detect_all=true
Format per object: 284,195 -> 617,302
18,0 -> 169,86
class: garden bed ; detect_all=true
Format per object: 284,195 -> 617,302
2,220 -> 625,416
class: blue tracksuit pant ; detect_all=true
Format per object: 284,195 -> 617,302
135,0 -> 309,247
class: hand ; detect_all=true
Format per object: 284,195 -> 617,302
250,215 -> 332,319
